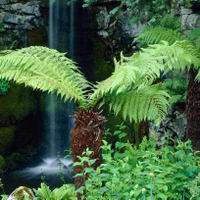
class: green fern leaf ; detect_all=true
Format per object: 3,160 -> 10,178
0,46 -> 90,109
103,83 -> 169,125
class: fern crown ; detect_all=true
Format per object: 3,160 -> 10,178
0,45 -> 172,125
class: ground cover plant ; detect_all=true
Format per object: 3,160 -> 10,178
75,125 -> 200,200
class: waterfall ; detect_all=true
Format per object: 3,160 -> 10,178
47,0 -> 75,158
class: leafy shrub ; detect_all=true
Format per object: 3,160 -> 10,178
75,126 -> 200,199
184,173 -> 200,200
33,183 -> 77,200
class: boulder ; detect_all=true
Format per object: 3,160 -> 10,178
7,186 -> 36,200
96,6 -> 110,30
150,107 -> 187,145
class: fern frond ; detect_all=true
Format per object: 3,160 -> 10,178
134,27 -> 188,45
143,41 -> 200,71
102,83 -> 169,125
91,50 -> 166,105
0,46 -> 90,109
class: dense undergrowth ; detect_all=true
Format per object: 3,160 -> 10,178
75,125 -> 200,200
1,125 -> 200,200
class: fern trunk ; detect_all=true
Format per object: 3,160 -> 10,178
186,69 -> 200,151
133,121 -> 149,148
70,110 -> 106,200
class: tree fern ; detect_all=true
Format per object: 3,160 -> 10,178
102,83 -> 169,125
0,46 -> 172,125
0,46 -> 90,109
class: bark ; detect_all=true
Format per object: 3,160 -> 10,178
133,121 -> 149,148
186,70 -> 200,151
70,110 -> 106,200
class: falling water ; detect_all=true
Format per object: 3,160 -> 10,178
47,0 -> 75,158
0,0 -> 76,194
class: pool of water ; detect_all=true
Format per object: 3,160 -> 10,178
0,158 -> 74,195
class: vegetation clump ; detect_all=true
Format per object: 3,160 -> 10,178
0,127 -> 15,157
75,126 -> 200,200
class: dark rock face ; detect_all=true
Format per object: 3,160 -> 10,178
0,0 -> 47,50
181,6 -> 200,34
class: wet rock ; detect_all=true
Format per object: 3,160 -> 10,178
7,186 -> 36,200
0,0 -> 9,5
116,12 -> 143,43
21,2 -> 41,17
97,30 -> 109,38
96,6 -> 110,30
3,13 -> 22,24
181,7 -> 193,15
150,108 -> 187,145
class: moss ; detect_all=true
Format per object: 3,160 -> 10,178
11,186 -> 34,200
0,156 -> 5,175
0,127 -> 15,156
0,81 -> 37,126
5,152 -> 24,169
27,29 -> 47,47
91,37 -> 113,82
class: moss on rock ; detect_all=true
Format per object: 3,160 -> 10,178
91,37 -> 113,82
0,81 -> 37,126
0,127 -> 15,156
8,186 -> 35,200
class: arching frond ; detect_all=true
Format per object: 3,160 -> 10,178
134,27 -> 188,45
0,46 -> 90,109
143,41 -> 200,71
91,51 -> 166,105
102,83 -> 169,125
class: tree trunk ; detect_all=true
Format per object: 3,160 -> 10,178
133,121 -> 149,148
70,110 -> 106,200
186,70 -> 200,151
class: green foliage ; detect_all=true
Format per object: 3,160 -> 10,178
102,83 -> 169,125
162,70 -> 189,106
33,183 -> 77,200
0,78 -> 10,95
79,0 -> 191,24
0,46 -> 90,109
0,82 -> 37,125
187,28 -> 200,49
134,14 -> 200,78
0,127 -> 15,156
0,22 -> 5,32
0,195 -> 7,200
157,13 -> 182,31
5,40 -> 18,51
134,26 -> 188,46
185,173 -> 200,199
5,152 -> 24,170
74,126 -> 200,200
0,40 -> 19,96
0,46 -> 170,125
